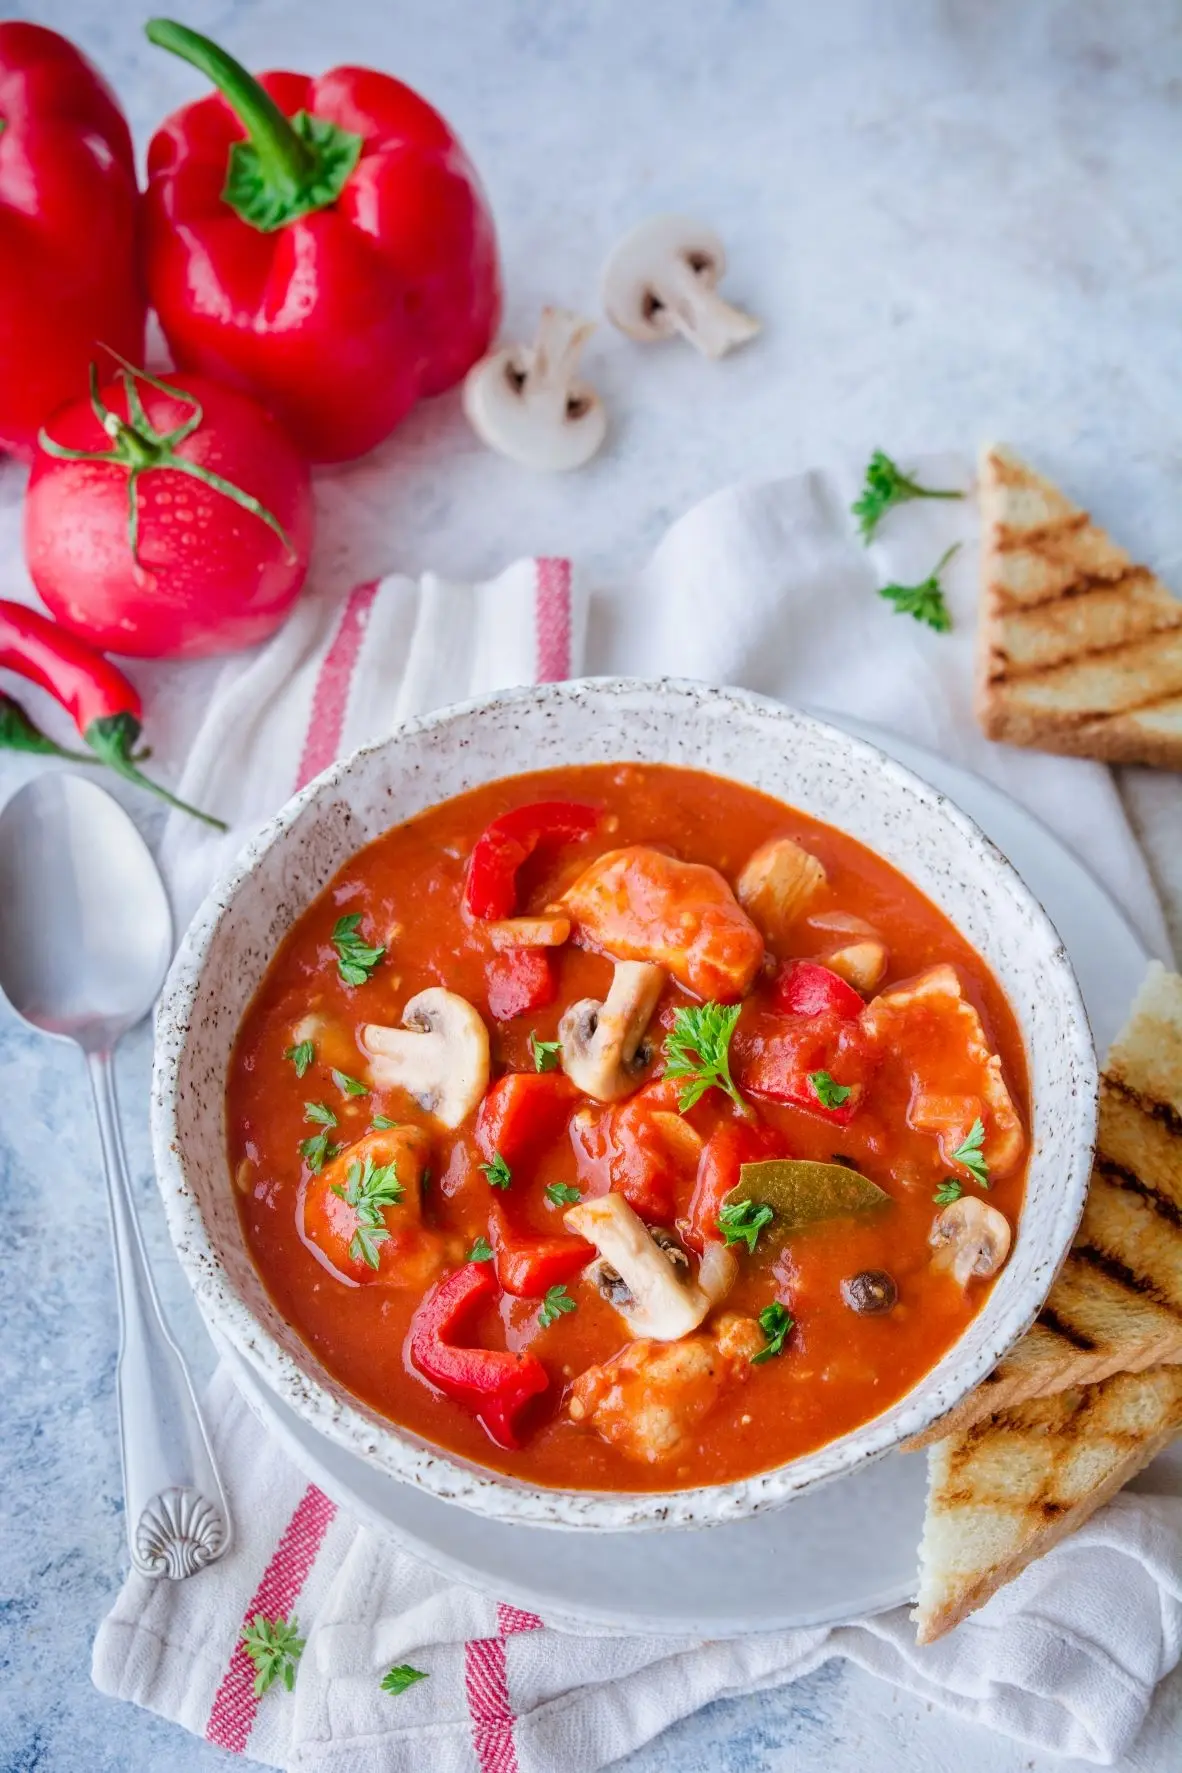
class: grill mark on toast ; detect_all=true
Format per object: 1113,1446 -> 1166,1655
1073,1244 -> 1182,1320
1094,1156 -> 1182,1231
987,565 -> 1151,617
993,512 -> 1089,550
983,625 -> 1182,687
1105,1075 -> 1182,1138
1034,1306 -> 1097,1351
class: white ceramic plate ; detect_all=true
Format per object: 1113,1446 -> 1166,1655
217,721 -> 1150,1636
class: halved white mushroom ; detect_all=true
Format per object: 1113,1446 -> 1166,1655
559,960 -> 665,1102
565,1194 -> 709,1340
929,1196 -> 1012,1287
809,910 -> 888,994
735,835 -> 826,939
462,307 -> 607,471
601,216 -> 760,359
362,989 -> 489,1130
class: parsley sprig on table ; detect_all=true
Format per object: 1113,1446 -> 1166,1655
529,1032 -> 562,1072
480,1151 -> 513,1190
538,1284 -> 577,1328
331,1153 -> 404,1268
951,1118 -> 990,1187
808,1069 -> 851,1109
718,1198 -> 775,1255
331,912 -> 385,986
241,1614 -> 305,1696
878,543 -> 959,633
284,1039 -> 314,1078
851,450 -> 964,543
381,1663 -> 429,1696
662,1002 -> 747,1114
751,1302 -> 794,1365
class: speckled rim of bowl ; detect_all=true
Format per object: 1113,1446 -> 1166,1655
152,677 -> 1098,1532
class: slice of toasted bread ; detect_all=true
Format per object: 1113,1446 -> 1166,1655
906,963 -> 1182,1450
976,445 -> 1182,769
913,1364 -> 1182,1643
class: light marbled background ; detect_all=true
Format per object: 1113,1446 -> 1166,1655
1,1 -> 1180,1770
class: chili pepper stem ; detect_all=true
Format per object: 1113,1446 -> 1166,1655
86,713 -> 227,831
144,19 -> 313,186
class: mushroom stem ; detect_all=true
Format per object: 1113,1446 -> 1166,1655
660,269 -> 761,360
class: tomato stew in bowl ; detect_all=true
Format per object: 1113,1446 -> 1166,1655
227,761 -> 1030,1493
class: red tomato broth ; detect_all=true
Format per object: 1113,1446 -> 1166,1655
226,763 -> 1030,1491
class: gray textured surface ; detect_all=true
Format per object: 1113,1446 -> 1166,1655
1,1 -> 1181,1771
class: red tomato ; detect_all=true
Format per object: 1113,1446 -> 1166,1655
25,370 -> 313,659
773,959 -> 865,1020
485,947 -> 557,1021
684,1118 -> 789,1252
475,1072 -> 578,1170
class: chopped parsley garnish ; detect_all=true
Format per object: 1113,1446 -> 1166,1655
241,1614 -> 305,1696
381,1663 -> 429,1696
284,1040 -> 314,1078
751,1302 -> 794,1365
529,1032 -> 562,1072
371,1113 -> 398,1130
480,1151 -> 513,1190
808,1070 -> 851,1109
537,1284 -> 577,1328
545,1181 -> 582,1208
717,1198 -> 775,1254
332,1068 -> 369,1097
331,912 -> 385,986
662,1002 -> 746,1114
467,1236 -> 494,1263
331,1153 -> 404,1269
878,543 -> 959,633
951,1117 -> 989,1187
934,1177 -> 964,1205
851,449 -> 964,543
304,1101 -> 338,1127
298,1130 -> 341,1173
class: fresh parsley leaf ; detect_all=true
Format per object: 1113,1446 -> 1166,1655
284,1040 -> 314,1078
305,1101 -> 338,1128
751,1302 -> 794,1365
717,1198 -> 775,1255
851,450 -> 964,543
480,1150 -> 513,1190
662,1002 -> 746,1114
331,912 -> 385,986
934,1177 -> 964,1205
298,1130 -> 341,1173
371,1113 -> 398,1130
467,1236 -> 494,1262
381,1663 -> 429,1696
545,1181 -> 582,1207
331,1068 -> 369,1097
331,1154 -> 404,1269
808,1070 -> 851,1109
529,1032 -> 562,1072
878,543 -> 959,633
537,1284 -> 577,1328
951,1117 -> 989,1187
241,1613 -> 305,1697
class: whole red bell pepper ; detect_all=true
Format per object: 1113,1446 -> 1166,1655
465,800 -> 600,919
0,23 -> 145,457
142,19 -> 501,463
407,1263 -> 548,1450
488,1203 -> 593,1299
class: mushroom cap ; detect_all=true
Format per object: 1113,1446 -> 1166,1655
462,308 -> 607,472
601,214 -> 729,340
362,988 -> 490,1130
929,1196 -> 1012,1286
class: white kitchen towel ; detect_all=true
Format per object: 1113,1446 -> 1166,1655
95,457 -> 1180,1770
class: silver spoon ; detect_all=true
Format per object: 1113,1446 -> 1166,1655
0,773 -> 230,1578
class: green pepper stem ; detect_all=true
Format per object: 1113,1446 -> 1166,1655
145,18 -> 313,186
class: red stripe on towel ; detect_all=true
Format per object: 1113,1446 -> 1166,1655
205,1484 -> 337,1753
534,558 -> 572,682
464,1635 -> 520,1773
497,1603 -> 543,1635
294,580 -> 380,791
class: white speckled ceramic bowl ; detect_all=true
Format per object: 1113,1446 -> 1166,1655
153,678 -> 1098,1531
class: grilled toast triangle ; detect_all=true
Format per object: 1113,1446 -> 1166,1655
977,445 -> 1182,768
913,1364 -> 1182,1643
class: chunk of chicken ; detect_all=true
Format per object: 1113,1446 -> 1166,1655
561,845 -> 764,1002
736,836 -> 827,940
299,1126 -> 444,1288
862,964 -> 1025,1178
567,1313 -> 763,1464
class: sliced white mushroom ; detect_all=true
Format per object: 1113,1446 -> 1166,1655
486,914 -> 571,950
362,988 -> 489,1130
565,1193 -> 709,1339
929,1196 -> 1012,1287
559,960 -> 665,1102
809,910 -> 889,994
735,835 -> 826,939
601,215 -> 760,359
462,307 -> 606,471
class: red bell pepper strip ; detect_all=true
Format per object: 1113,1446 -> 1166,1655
0,601 -> 225,829
488,1202 -> 594,1298
475,1072 -> 577,1170
485,948 -> 558,1023
142,19 -> 501,464
684,1120 -> 788,1254
0,23 -> 145,457
407,1262 -> 549,1449
465,800 -> 600,920
773,959 -> 865,1020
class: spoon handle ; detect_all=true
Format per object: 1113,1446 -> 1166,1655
88,1051 -> 232,1578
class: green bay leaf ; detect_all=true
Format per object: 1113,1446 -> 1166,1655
731,1159 -> 889,1231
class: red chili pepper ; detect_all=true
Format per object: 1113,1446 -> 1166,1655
142,19 -> 501,464
407,1262 -> 549,1449
465,800 -> 600,919
485,948 -> 558,1023
684,1120 -> 787,1253
773,960 -> 865,1020
0,601 -> 225,829
487,1202 -> 594,1299
475,1072 -> 577,1171
0,23 -> 145,457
